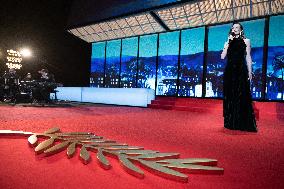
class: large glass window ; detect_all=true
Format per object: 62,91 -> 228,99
206,19 -> 265,99
156,31 -> 180,96
105,39 -> 121,88
90,42 -> 105,87
266,15 -> 284,100
120,37 -> 138,88
89,16 -> 283,102
137,34 -> 158,90
179,27 -> 205,97
241,19 -> 265,99
206,23 -> 230,97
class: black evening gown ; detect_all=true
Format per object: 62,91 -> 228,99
223,37 -> 257,132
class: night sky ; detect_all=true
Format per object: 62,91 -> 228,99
0,0 -> 90,86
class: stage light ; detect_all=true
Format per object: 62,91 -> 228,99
20,48 -> 32,57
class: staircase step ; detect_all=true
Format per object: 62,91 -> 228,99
174,106 -> 222,112
148,104 -> 174,110
156,97 -> 177,101
151,100 -> 176,105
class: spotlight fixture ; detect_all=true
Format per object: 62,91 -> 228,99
20,48 -> 32,57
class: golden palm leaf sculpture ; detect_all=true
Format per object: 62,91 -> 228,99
0,128 -> 224,182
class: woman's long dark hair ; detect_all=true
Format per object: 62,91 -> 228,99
229,22 -> 245,39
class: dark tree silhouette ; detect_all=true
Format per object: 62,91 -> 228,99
272,54 -> 284,99
137,59 -> 153,88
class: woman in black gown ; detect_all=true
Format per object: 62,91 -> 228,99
221,22 -> 257,132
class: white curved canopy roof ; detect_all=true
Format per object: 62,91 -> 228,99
68,0 -> 284,43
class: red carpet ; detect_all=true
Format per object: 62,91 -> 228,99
0,103 -> 284,189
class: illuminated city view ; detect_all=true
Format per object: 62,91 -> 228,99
90,15 -> 283,100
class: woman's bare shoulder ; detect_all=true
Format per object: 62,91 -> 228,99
243,38 -> 250,44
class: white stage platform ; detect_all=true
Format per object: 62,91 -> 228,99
53,87 -> 155,107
